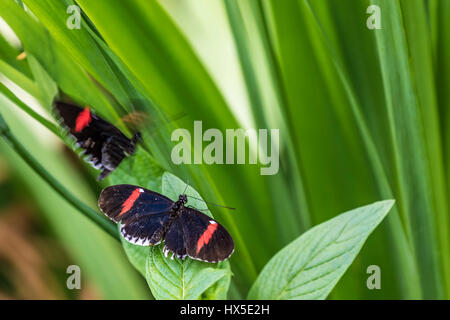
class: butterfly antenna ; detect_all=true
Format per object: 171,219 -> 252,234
186,195 -> 235,211
182,180 -> 189,195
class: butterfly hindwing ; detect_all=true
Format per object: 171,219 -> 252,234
179,207 -> 234,263
163,217 -> 187,259
119,213 -> 170,246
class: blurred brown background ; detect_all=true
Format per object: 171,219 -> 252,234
0,158 -> 98,299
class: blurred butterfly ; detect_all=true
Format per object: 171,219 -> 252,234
54,101 -> 141,180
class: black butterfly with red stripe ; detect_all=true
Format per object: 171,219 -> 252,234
54,101 -> 141,180
98,184 -> 234,263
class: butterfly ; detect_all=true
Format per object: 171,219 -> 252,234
98,184 -> 235,263
54,101 -> 141,180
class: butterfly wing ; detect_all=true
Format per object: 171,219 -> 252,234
98,185 -> 174,246
119,213 -> 170,246
98,184 -> 173,223
54,101 -> 137,180
176,207 -> 234,263
163,217 -> 187,259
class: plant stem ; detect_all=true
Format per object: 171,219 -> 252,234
0,112 -> 120,241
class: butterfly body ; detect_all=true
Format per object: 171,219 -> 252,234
98,185 -> 234,263
54,101 -> 140,180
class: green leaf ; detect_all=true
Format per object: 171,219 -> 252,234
21,0 -> 137,118
0,0 -> 116,118
146,246 -> 230,300
400,0 -> 450,298
26,54 -> 58,108
0,58 -> 43,101
2,0 -> 447,300
201,266 -> 232,300
119,236 -> 149,277
144,172 -> 231,300
248,200 -> 395,300
372,0 -> 445,298
223,0 -> 310,244
0,73 -> 61,139
288,0 -> 421,299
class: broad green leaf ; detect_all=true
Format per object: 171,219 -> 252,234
146,246 -> 229,300
201,266 -> 232,300
119,237 -> 149,277
144,172 -> 231,300
248,200 -> 394,300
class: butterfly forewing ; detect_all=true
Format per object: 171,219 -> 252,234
55,101 -> 110,142
179,207 -> 234,263
54,102 -> 91,135
98,184 -> 173,223
99,185 -> 175,246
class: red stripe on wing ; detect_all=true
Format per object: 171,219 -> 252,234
75,107 -> 92,132
119,188 -> 142,216
196,222 -> 218,254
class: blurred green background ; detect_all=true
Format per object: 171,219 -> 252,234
0,0 -> 449,299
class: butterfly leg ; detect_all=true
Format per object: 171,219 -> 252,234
98,168 -> 112,181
